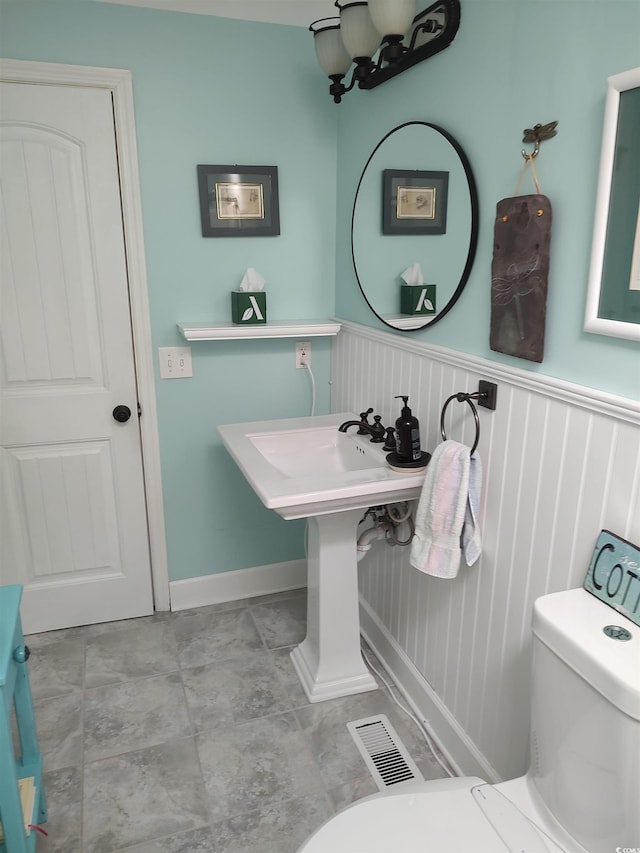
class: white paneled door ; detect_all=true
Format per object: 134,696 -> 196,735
0,81 -> 154,633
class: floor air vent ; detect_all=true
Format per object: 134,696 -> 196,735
347,714 -> 424,791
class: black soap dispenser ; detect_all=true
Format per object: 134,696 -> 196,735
394,395 -> 422,462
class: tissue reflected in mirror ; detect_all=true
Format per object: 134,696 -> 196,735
231,267 -> 267,324
400,263 -> 436,316
401,262 -> 425,286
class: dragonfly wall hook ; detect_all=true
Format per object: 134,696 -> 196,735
521,121 -> 558,160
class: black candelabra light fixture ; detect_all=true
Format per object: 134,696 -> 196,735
310,0 -> 461,103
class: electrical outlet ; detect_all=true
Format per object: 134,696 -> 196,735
295,341 -> 311,369
159,346 -> 193,379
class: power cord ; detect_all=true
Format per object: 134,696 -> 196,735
361,646 -> 454,779
300,362 -> 316,556
302,361 -> 316,416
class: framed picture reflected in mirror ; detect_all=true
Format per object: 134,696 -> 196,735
383,169 -> 449,235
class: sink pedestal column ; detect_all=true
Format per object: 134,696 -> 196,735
290,508 -> 377,702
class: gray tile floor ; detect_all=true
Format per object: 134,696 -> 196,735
23,588 -> 451,852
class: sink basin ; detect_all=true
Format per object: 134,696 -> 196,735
218,413 -> 426,519
248,425 -> 382,477
217,412 -> 428,703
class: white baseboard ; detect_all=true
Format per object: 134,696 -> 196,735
169,559 -> 307,611
359,597 -> 501,783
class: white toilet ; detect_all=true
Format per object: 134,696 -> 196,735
299,587 -> 639,853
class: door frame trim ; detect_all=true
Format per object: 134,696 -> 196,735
0,58 -> 170,611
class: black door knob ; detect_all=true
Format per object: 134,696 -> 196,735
112,405 -> 132,423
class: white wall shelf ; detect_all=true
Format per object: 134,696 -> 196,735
177,320 -> 341,341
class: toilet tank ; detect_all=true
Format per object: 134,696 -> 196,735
530,588 -> 640,853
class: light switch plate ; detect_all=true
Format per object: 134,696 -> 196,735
159,346 -> 192,378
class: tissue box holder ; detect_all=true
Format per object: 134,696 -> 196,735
231,291 -> 267,324
401,284 -> 436,315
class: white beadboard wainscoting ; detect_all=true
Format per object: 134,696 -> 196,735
332,319 -> 640,783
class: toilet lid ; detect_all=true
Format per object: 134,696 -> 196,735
300,777 -> 553,853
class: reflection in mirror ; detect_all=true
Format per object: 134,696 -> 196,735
352,121 -> 478,330
585,66 -> 640,341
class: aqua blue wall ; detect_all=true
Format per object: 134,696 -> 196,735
2,1 -> 638,586
335,1 -> 640,397
0,0 -> 338,581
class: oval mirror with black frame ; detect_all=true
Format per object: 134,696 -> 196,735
351,121 -> 479,331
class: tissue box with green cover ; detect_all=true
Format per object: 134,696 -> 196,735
231,291 -> 267,324
401,284 -> 436,315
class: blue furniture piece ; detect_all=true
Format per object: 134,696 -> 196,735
0,586 -> 47,852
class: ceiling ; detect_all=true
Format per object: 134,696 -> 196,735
96,0 -> 337,27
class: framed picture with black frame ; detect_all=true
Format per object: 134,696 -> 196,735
197,165 -> 280,236
383,169 -> 448,235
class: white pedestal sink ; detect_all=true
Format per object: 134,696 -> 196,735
218,413 -> 426,702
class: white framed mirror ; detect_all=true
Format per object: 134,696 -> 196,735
584,66 -> 640,341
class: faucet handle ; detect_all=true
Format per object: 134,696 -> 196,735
383,426 -> 396,452
369,415 -> 386,443
357,408 -> 374,434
